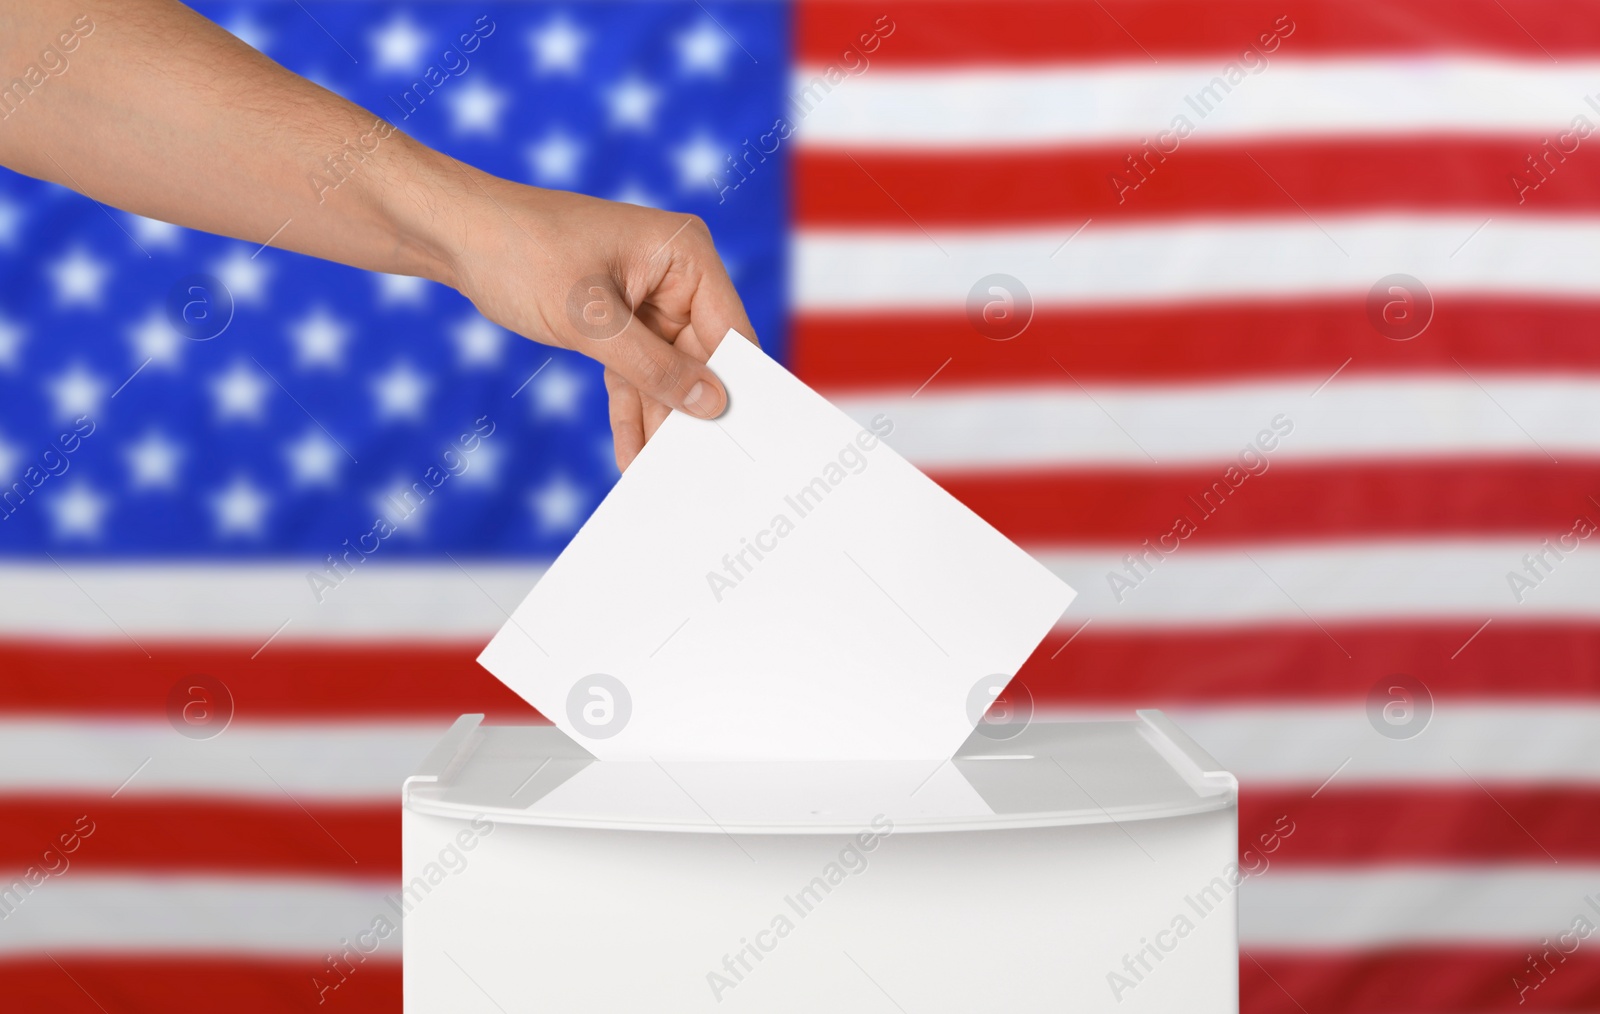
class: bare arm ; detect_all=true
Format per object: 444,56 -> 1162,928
0,0 -> 754,468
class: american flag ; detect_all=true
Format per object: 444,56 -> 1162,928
2,0 -> 1596,1011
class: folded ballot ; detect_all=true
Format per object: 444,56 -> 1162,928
478,333 -> 1075,760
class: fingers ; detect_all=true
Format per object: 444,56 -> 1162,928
570,213 -> 756,460
642,395 -> 672,441
685,220 -> 759,354
599,307 -> 729,420
603,368 -> 646,471
636,216 -> 757,361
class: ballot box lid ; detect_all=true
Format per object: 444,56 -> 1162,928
403,711 -> 1236,835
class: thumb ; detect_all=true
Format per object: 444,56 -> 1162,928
564,273 -> 727,419
614,329 -> 727,419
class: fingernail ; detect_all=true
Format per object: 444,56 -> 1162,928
684,380 -> 721,419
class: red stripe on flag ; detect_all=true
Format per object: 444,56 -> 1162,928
0,797 -> 397,875
796,139 -> 1600,226
1240,786 -> 1600,865
0,955 -> 397,1014
8,949 -> 1593,1013
937,460 -> 1600,545
6,624 -> 1599,717
798,0 -> 1593,66
0,642 -> 544,720
1242,946 -> 1599,1012
1018,623 -> 1600,703
792,299 -> 1600,390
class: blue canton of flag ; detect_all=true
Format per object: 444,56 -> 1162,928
0,1 -> 788,560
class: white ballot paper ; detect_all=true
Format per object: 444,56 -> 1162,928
478,333 -> 1075,760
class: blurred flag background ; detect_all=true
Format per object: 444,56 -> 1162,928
2,0 -> 1597,1010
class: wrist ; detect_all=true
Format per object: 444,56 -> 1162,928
363,135 -> 479,292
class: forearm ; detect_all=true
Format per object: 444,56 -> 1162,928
0,0 -> 466,285
0,0 -> 753,461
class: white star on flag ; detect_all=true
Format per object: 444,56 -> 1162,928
374,478 -> 431,536
452,438 -> 503,489
675,20 -> 735,76
447,78 -> 510,137
124,214 -> 184,251
45,362 -> 108,421
611,181 -> 658,208
671,133 -> 728,193
0,313 -> 24,370
450,316 -> 507,368
528,15 -> 588,75
47,247 -> 112,308
288,305 -> 352,370
210,359 -> 272,423
47,481 -> 110,540
0,432 -> 18,481
124,430 -> 184,490
224,12 -> 273,52
529,473 -> 587,534
300,66 -> 348,95
210,475 -> 271,538
369,13 -> 430,73
0,197 -> 21,247
127,307 -> 182,370
526,129 -> 584,186
530,362 -> 586,420
284,427 -> 344,488
371,358 -> 432,421
604,75 -> 662,130
375,273 -> 430,307
210,245 -> 272,305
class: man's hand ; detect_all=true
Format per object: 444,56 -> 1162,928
441,179 -> 757,470
0,0 -> 755,470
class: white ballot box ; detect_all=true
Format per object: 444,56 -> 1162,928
402,711 -> 1239,1013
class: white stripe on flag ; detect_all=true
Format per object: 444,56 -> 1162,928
3,535 -> 1597,640
1158,705 -> 1600,786
0,720 -> 445,798
3,708 -> 1598,796
794,216 -> 1600,310
1240,866 -> 1600,948
0,562 -> 541,639
0,875 -> 397,957
792,58 -> 1600,147
1,867 -> 1594,955
1033,541 -> 1600,625
839,376 -> 1596,470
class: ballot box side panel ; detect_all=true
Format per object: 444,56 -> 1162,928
402,806 -> 1238,1013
